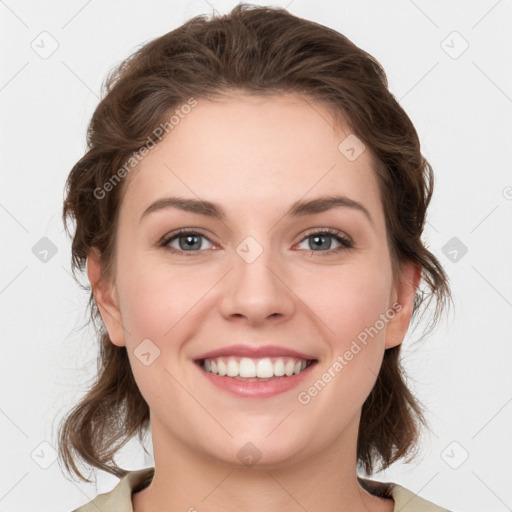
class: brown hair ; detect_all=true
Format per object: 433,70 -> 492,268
58,3 -> 452,483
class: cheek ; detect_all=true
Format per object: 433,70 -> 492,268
305,261 -> 392,344
297,267 -> 393,419
116,255 -> 209,340
114,261 -> 203,406
300,261 -> 393,403
118,281 -> 173,341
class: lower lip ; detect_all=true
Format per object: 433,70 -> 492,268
195,361 -> 318,398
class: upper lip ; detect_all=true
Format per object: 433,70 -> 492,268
194,344 -> 317,361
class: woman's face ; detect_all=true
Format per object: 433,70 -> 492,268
89,92 -> 419,468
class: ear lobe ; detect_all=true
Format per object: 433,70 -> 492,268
384,260 -> 422,350
87,248 -> 126,347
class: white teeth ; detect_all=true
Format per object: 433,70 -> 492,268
200,356 -> 312,378
285,360 -> 295,376
217,359 -> 227,376
256,358 -> 274,378
239,357 -> 256,377
274,358 -> 285,376
227,358 -> 238,377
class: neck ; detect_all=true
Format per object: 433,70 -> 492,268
132,416 -> 394,512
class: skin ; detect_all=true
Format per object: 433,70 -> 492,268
88,91 -> 421,512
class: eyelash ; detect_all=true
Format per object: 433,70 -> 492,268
159,227 -> 354,257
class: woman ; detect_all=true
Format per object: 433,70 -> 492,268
59,4 -> 453,511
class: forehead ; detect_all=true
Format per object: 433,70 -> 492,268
121,92 -> 383,226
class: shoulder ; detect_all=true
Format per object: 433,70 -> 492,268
70,467 -> 155,512
71,469 -> 453,512
390,482 -> 453,511
359,476 -> 453,512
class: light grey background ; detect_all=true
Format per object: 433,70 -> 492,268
1,1 -> 511,511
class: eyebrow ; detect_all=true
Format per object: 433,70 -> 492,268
139,195 -> 374,228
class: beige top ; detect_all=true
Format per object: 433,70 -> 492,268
71,467 -> 452,511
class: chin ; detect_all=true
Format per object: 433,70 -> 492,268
204,430 -> 312,470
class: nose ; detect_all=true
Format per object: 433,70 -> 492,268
219,240 -> 295,325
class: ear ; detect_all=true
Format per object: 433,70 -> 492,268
87,248 -> 126,347
384,260 -> 422,349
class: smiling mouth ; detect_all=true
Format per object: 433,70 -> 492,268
195,356 -> 317,381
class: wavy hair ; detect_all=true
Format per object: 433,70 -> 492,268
58,3 -> 452,483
